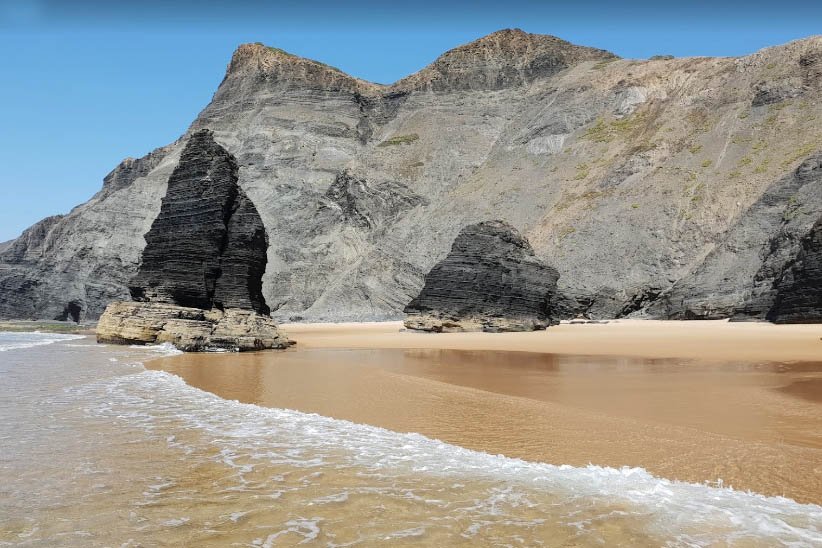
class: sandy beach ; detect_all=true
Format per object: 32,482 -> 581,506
149,319 -> 822,504
280,319 -> 822,361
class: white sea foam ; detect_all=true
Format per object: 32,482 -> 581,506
161,517 -> 189,528
254,518 -> 322,546
70,367 -> 822,546
0,331 -> 85,352
385,526 -> 426,539
128,342 -> 183,356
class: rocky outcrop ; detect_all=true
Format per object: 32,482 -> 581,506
96,301 -> 291,352
2,32 -> 822,323
129,129 -> 270,315
222,42 -> 380,95
766,218 -> 822,323
0,145 -> 180,322
404,220 -> 559,332
394,28 -> 616,92
319,170 -> 427,230
0,214 -> 93,321
100,145 -> 172,196
0,215 -> 64,263
97,130 -> 291,352
751,82 -> 802,107
652,153 -> 822,320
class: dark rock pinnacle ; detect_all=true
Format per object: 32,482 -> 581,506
129,129 -> 270,315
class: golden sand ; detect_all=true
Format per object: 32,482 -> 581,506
149,320 -> 822,504
281,319 -> 822,361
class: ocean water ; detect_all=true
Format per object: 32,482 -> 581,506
0,332 -> 821,547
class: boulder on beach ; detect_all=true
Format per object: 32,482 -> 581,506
96,301 -> 291,352
404,220 -> 560,332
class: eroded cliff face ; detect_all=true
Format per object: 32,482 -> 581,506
0,140 -> 180,321
404,220 -> 559,331
129,129 -> 269,315
766,218 -> 822,323
651,153 -> 822,320
2,29 -> 822,322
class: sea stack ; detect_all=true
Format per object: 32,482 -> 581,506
404,220 -> 560,332
97,130 -> 291,351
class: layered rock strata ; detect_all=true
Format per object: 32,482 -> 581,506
652,153 -> 822,320
2,30 -> 822,323
404,220 -> 559,332
96,301 -> 291,352
129,129 -> 270,314
319,170 -> 428,230
392,28 -> 616,92
766,218 -> 822,323
97,130 -> 290,351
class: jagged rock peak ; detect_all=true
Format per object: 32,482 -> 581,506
224,42 -> 382,94
99,130 -> 290,351
404,220 -> 560,332
102,144 -> 172,194
394,28 -> 618,91
224,30 -> 616,94
129,129 -> 270,315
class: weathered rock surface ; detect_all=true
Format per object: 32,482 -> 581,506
97,130 -> 289,351
129,129 -> 270,315
96,130 -> 290,352
766,218 -> 822,323
319,170 -> 428,230
96,301 -> 291,351
2,30 -> 822,323
392,28 -> 616,92
404,220 -> 559,332
650,153 -> 822,320
0,145 -> 181,321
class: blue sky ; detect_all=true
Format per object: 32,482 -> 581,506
1,0 -> 820,241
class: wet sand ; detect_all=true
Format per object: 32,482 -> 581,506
149,320 -> 822,504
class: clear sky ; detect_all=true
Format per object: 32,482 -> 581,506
1,0 -> 820,241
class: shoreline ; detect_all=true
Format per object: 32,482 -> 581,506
147,319 -> 822,504
0,319 -> 96,335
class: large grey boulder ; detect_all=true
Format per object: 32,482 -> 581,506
404,220 -> 560,332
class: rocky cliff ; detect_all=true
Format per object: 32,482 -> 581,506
392,28 -> 616,92
404,220 -> 559,331
651,153 -> 822,320
1,29 -> 821,322
766,218 -> 822,323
